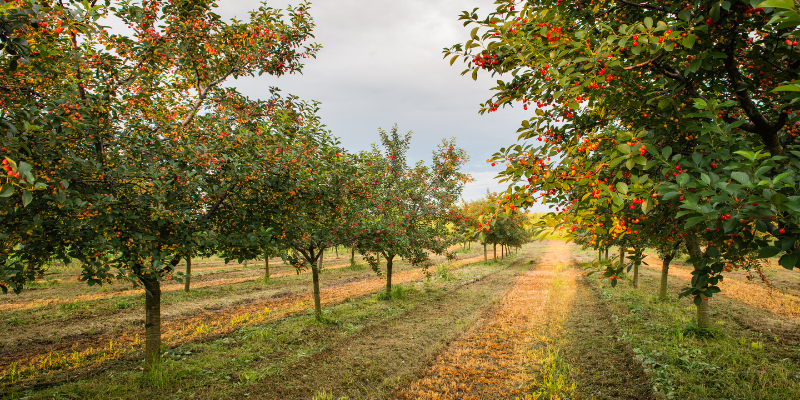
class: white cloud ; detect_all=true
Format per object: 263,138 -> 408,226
105,1 -> 542,202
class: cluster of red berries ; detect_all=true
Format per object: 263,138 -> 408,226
665,164 -> 684,178
2,159 -> 19,179
472,53 -> 499,70
629,198 -> 645,209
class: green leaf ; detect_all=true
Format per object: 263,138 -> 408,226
642,198 -> 652,214
772,83 -> 800,92
756,0 -> 796,10
661,146 -> 672,159
0,183 -> 13,197
644,17 -> 653,29
616,182 -> 629,194
731,171 -> 750,184
682,34 -> 696,49
22,190 -> 32,207
779,254 -> 798,269
684,216 -> 706,228
757,246 -> 782,258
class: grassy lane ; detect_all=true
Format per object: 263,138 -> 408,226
2,245 -> 532,400
638,254 -> 800,320
571,246 -> 800,400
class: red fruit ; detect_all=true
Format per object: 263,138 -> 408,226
629,205 -> 635,209
491,163 -> 496,167
752,202 -> 758,206
779,229 -> 786,234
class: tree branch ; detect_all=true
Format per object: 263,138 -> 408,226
181,67 -> 240,128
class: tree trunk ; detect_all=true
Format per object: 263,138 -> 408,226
493,242 -> 497,260
311,263 -> 322,321
351,247 -> 355,265
335,246 -> 339,258
468,241 -> 471,250
620,247 -> 626,269
386,255 -> 393,295
697,296 -> 710,328
598,248 -> 602,261
376,252 -> 380,267
483,241 -> 487,262
632,248 -> 641,289
264,251 -> 270,281
605,247 -> 609,260
143,275 -> 161,370
184,255 -> 191,293
318,249 -> 324,270
659,252 -> 675,300
685,235 -> 710,328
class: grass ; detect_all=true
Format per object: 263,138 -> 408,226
593,275 -> 800,400
4,255 -> 501,400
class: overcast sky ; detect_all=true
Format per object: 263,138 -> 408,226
210,1 -> 543,207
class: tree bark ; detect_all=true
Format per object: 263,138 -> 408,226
483,241 -> 487,262
605,247 -> 609,260
696,296 -> 710,328
659,252 -> 675,300
311,263 -> 322,321
183,255 -> 191,293
350,247 -> 355,265
632,249 -> 640,289
386,255 -> 394,295
620,247 -> 626,269
318,249 -> 324,270
264,251 -> 270,281
493,242 -> 497,260
143,275 -> 161,370
685,234 -> 710,328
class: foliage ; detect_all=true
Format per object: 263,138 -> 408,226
446,0 -> 800,305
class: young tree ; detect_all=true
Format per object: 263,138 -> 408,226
354,126 -> 471,295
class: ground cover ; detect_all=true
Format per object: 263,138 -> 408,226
574,247 -> 800,400
0,246 -> 481,392
3,241 -> 798,400
1,245 -> 512,399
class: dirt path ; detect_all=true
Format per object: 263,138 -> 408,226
233,248 -> 536,400
391,240 -> 655,400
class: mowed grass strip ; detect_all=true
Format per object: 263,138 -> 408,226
391,241 -> 571,400
585,247 -> 800,400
